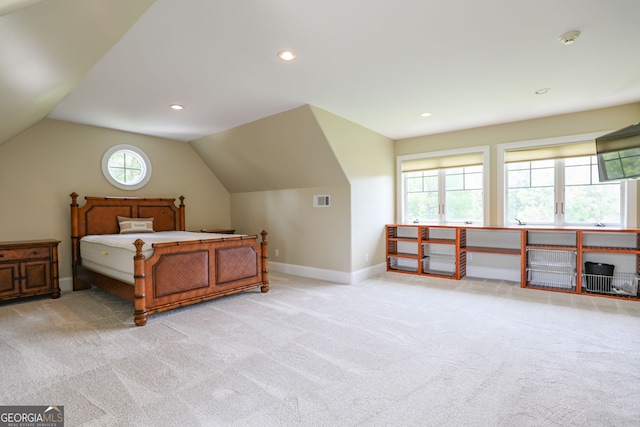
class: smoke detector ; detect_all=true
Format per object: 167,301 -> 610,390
559,30 -> 581,45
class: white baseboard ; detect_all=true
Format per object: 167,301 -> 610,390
350,263 -> 387,283
269,262 -> 386,284
60,265 -> 516,290
60,276 -> 73,293
58,263 -> 388,293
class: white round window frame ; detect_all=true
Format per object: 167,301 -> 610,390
101,144 -> 152,191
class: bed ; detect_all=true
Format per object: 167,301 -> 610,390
69,192 -> 269,326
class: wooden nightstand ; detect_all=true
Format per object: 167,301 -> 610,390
0,240 -> 60,301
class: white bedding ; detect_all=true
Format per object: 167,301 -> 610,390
80,231 -> 238,284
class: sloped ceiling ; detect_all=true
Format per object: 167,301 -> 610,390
190,105 -> 348,193
3,0 -> 640,147
0,0 -> 154,145
0,0 -> 46,16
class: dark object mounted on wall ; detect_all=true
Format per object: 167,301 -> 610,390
596,121 -> 640,182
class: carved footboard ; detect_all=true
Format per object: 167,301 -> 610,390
70,192 -> 269,327
132,233 -> 269,326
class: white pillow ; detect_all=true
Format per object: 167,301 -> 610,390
117,216 -> 154,234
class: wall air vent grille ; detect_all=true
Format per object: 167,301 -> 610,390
313,195 -> 330,207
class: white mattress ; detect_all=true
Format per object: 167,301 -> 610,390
80,231 -> 238,284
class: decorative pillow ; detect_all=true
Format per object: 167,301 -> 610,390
117,216 -> 155,234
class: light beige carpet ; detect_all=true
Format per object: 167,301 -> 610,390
1,272 -> 639,426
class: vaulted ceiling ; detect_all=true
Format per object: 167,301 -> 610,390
2,0 -> 640,146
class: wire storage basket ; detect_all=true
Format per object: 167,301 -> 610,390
388,257 -> 418,273
422,256 -> 456,276
422,243 -> 456,276
528,249 -> 575,268
527,267 -> 576,289
583,272 -> 639,296
526,249 -> 576,290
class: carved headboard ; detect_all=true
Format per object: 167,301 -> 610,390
70,192 -> 185,238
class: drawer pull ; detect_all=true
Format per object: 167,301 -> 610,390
0,254 -> 3,258
33,251 -> 39,255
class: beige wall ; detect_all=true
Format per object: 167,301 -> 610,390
3,103 -> 637,283
202,105 -> 395,276
311,106 -> 395,271
395,102 -> 640,225
191,105 -> 355,274
0,119 -> 230,278
231,185 -> 351,271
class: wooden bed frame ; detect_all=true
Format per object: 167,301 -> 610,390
70,192 -> 269,326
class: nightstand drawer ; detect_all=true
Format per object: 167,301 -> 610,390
0,246 -> 51,261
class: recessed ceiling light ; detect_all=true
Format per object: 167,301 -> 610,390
170,104 -> 184,110
278,50 -> 296,61
420,112 -> 432,117
535,88 -> 550,95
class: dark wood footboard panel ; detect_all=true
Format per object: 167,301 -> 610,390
216,245 -> 260,285
133,236 -> 266,326
152,249 -> 210,297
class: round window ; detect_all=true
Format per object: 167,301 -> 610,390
101,145 -> 152,190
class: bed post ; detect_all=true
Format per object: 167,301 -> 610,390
178,196 -> 185,231
70,192 -> 89,291
133,239 -> 148,326
260,230 -> 269,292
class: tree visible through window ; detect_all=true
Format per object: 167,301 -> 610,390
445,166 -> 483,222
404,165 -> 484,223
405,169 -> 438,222
506,156 -> 621,225
507,159 -> 555,223
564,156 -> 621,223
108,150 -> 144,185
101,145 -> 152,190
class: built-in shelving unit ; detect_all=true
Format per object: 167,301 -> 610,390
386,224 -> 640,302
386,225 -> 420,273
580,231 -> 640,297
386,225 -> 463,279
